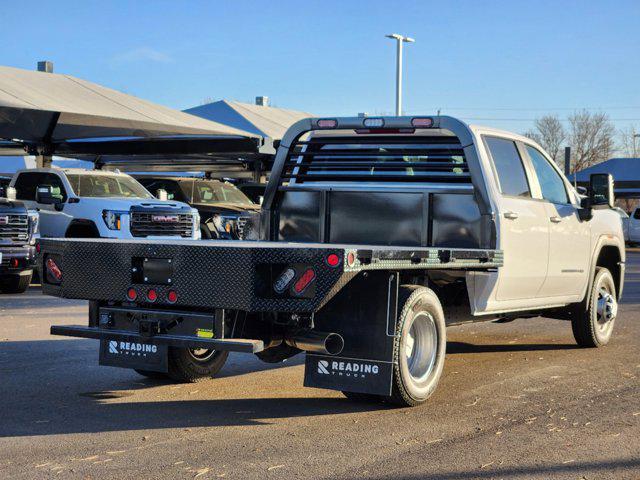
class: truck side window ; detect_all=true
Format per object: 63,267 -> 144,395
526,146 -> 569,204
634,209 -> 640,220
485,137 -> 531,197
14,172 -> 46,200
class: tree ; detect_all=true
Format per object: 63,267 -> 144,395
567,110 -> 615,173
524,115 -> 566,165
618,125 -> 640,158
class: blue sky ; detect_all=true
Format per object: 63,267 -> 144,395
1,0 -> 639,133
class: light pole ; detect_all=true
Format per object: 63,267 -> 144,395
385,33 -> 415,116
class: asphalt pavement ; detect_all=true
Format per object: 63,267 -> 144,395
1,253 -> 639,479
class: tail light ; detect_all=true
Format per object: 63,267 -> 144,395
147,289 -> 158,302
326,253 -> 341,267
46,257 -> 63,281
293,269 -> 316,294
127,288 -> 138,301
167,290 -> 178,303
10,258 -> 19,268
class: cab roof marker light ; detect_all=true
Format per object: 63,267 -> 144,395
411,117 -> 434,128
317,119 -> 338,129
363,117 -> 384,128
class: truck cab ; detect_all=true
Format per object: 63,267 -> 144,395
10,168 -> 201,240
134,175 -> 259,239
0,176 -> 39,293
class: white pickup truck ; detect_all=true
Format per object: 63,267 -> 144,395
42,116 -> 625,407
10,168 -> 200,240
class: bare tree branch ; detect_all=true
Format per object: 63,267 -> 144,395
568,110 -> 615,173
522,115 -> 565,166
618,125 -> 640,158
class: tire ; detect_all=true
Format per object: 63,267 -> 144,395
135,369 -> 168,380
388,285 -> 447,407
571,268 -> 618,348
0,273 -> 32,294
166,347 -> 229,383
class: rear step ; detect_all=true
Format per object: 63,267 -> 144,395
50,325 -> 265,353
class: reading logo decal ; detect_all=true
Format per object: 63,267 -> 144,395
317,359 -> 379,378
108,341 -> 158,357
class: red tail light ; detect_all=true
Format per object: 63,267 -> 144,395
167,290 -> 178,303
147,289 -> 158,302
35,242 -> 41,254
10,258 -> 19,268
127,288 -> 137,301
326,253 -> 341,267
293,269 -> 316,294
46,258 -> 62,281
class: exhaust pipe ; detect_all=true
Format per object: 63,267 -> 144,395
285,330 -> 344,356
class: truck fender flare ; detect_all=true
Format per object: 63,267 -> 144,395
583,235 -> 625,304
64,219 -> 100,238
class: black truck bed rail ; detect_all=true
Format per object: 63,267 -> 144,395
40,238 -> 502,313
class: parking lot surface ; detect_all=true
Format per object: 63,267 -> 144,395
1,253 -> 639,479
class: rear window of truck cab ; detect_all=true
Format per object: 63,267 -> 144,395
484,137 -> 531,198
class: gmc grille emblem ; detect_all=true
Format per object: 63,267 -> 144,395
0,216 -> 8,225
151,215 -> 179,223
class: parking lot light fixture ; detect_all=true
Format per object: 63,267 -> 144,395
385,33 -> 415,116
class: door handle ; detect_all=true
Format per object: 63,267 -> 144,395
504,211 -> 519,220
550,216 -> 562,223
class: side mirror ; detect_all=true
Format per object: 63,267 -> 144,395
156,189 -> 168,201
589,173 -> 615,209
36,185 -> 63,205
6,186 -> 17,201
576,186 -> 588,196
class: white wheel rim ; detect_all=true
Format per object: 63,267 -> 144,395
404,312 -> 438,384
188,348 -> 215,362
596,285 -> 617,333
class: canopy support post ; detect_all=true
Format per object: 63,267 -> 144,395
35,154 -> 53,168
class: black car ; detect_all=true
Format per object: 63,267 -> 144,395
1,175 -> 39,293
135,176 -> 260,239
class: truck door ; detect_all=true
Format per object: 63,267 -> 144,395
484,136 -> 550,301
13,172 -> 70,238
523,145 -> 590,299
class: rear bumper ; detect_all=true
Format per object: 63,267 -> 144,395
0,245 -> 35,274
50,325 -> 264,353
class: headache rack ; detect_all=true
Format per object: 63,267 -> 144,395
281,134 -> 470,185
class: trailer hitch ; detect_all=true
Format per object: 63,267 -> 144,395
136,316 -> 163,338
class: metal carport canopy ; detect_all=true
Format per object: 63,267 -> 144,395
570,158 -> 640,198
0,65 -> 263,161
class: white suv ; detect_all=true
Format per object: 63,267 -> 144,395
10,169 -> 200,240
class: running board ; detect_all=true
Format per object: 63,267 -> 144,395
50,325 -> 265,353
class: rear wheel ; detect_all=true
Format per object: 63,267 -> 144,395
342,285 -> 447,407
390,286 -> 447,407
0,273 -> 32,294
572,268 -> 618,347
166,347 -> 229,383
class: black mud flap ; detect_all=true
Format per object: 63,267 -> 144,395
304,271 -> 398,396
99,339 -> 168,373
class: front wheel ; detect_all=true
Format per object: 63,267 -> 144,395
167,347 -> 229,383
572,268 -> 618,348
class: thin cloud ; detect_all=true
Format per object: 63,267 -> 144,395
111,47 -> 173,65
